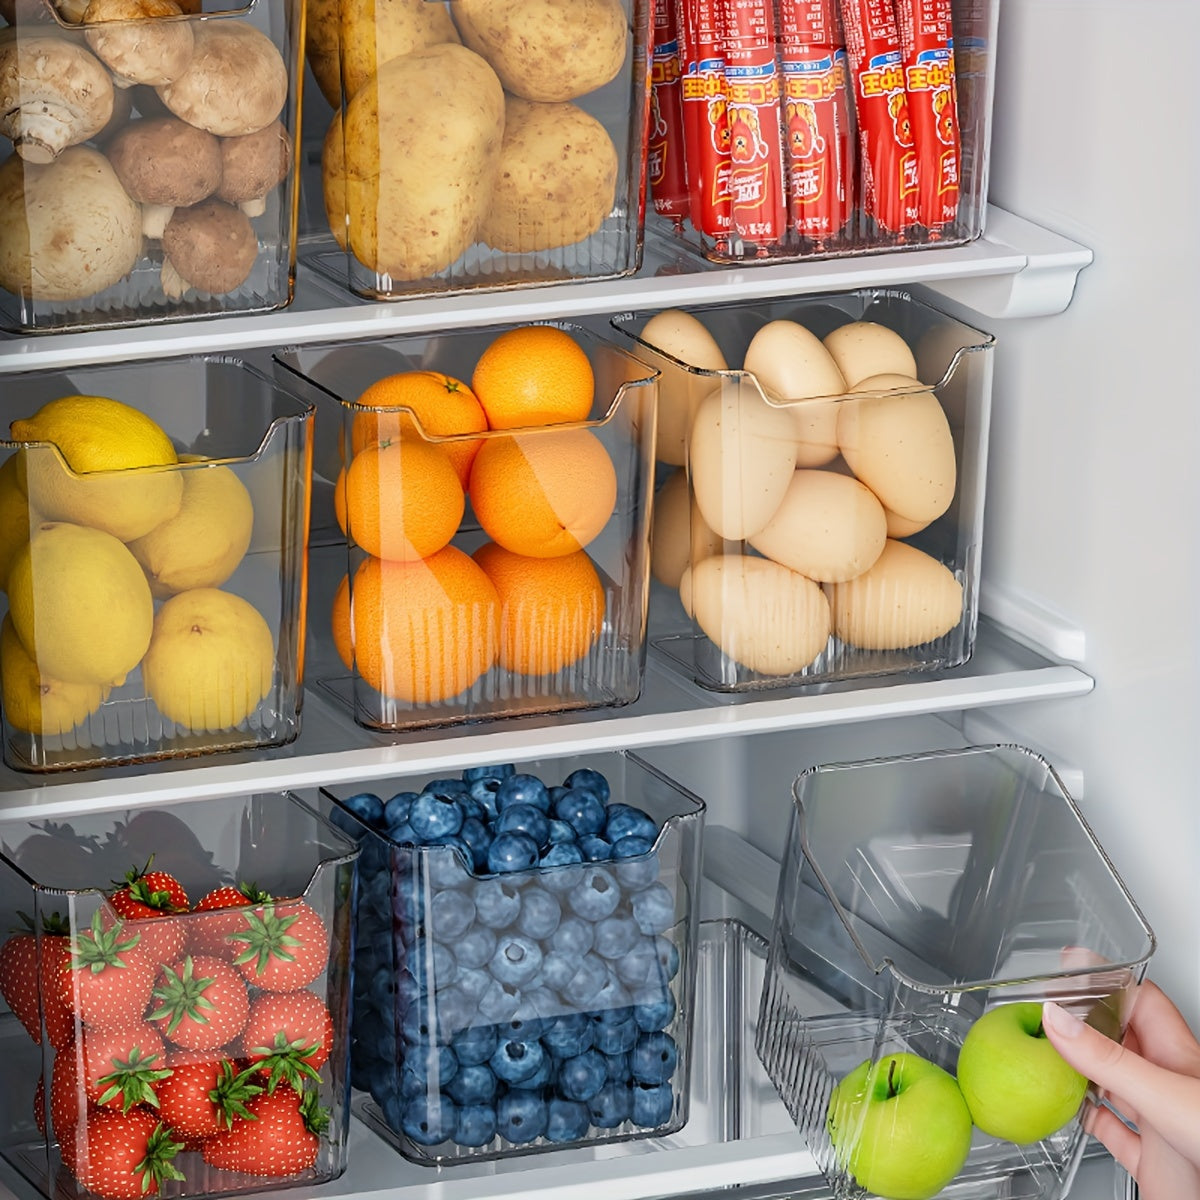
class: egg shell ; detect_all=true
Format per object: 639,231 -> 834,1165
687,553 -> 831,675
688,377 -> 799,541
829,538 -> 963,650
748,469 -> 888,583
884,507 -> 930,538
836,372 -> 956,523
637,309 -> 729,466
743,318 -> 846,467
651,467 -> 724,589
823,321 -> 918,388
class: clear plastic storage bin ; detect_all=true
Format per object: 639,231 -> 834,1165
612,288 -> 994,692
0,355 -> 314,771
756,744 -> 1156,1200
304,0 -> 651,300
319,750 -> 705,1165
274,322 -> 657,732
0,793 -> 359,1200
0,0 -> 304,332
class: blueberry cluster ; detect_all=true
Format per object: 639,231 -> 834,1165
334,763 -> 684,1155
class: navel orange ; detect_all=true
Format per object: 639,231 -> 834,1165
331,573 -> 353,670
470,325 -> 595,429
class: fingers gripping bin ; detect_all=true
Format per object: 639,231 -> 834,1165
611,289 -> 994,692
274,323 -> 657,732
319,750 -> 705,1164
0,794 -> 359,1200
0,356 -> 314,772
755,745 -> 1156,1200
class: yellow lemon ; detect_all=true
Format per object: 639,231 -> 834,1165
7,521 -> 154,687
11,394 -> 184,541
141,588 -> 276,731
128,461 -> 255,598
0,614 -> 109,736
0,454 -> 36,591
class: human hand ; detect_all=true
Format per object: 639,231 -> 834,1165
1042,983 -> 1200,1199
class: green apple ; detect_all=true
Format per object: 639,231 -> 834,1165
955,1001 -> 1089,1144
825,1051 -> 973,1200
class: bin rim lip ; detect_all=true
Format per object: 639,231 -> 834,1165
271,320 -> 660,440
788,742 -> 1157,993
0,353 -> 316,472
609,286 -> 997,405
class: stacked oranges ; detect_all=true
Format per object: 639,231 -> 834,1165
332,325 -> 618,706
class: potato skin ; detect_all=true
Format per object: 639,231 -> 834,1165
340,0 -> 460,101
321,109 -> 348,252
341,43 -> 504,280
480,96 -> 618,254
451,0 -> 628,102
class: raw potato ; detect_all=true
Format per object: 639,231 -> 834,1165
340,43 -> 504,280
823,320 -> 918,388
479,95 -> 618,254
451,0 -> 627,102
339,0 -> 461,101
636,308 -> 728,466
689,377 -> 799,541
686,554 -> 831,676
650,467 -> 724,590
321,109 -> 348,251
748,469 -> 888,583
743,319 -> 847,467
837,372 -> 956,523
830,539 -> 963,650
304,0 -> 342,106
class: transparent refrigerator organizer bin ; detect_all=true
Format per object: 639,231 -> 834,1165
317,750 -> 705,1166
755,743 -> 1156,1200
0,354 -> 315,772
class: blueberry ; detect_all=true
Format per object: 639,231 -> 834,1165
524,986 -> 564,1022
450,1022 -> 498,1067
473,878 -> 522,929
591,1016 -> 638,1056
568,865 -> 621,922
401,1092 -> 457,1145
425,839 -> 474,889
654,936 -> 681,981
560,952 -> 608,1007
368,968 -> 403,1016
553,787 -> 607,836
603,1051 -> 631,1082
399,1000 -> 438,1048
445,1062 -> 498,1107
454,965 -> 492,1002
586,1080 -> 632,1129
463,763 -> 516,784
550,916 -> 594,957
538,843 -> 584,891
590,972 -> 632,1017
631,883 -> 676,936
593,915 -> 640,960
387,820 -> 418,846
468,777 -> 504,821
496,1091 -> 548,1144
402,1042 -> 459,1086
341,791 -> 385,828
476,978 -> 522,1024
489,933 -> 544,987
631,1031 -> 678,1084
541,949 -> 583,993
578,835 -> 613,862
397,1065 -> 427,1098
611,836 -> 659,890
487,831 -> 540,875
407,936 -> 457,992
410,791 -> 465,840
458,793 -> 487,824
489,1037 -> 547,1085
507,1054 -> 554,1091
547,819 -> 578,845
545,1097 -> 591,1144
455,925 -> 498,970
495,802 -> 551,849
431,985 -> 477,1038
454,1102 -> 498,1147
604,803 -> 657,844
395,969 -> 423,1013
516,887 -> 561,941
541,1011 -> 594,1059
458,817 -> 492,872
632,988 -> 676,1032
563,768 -> 610,805
632,1081 -> 674,1128
502,999 -> 551,1041
383,790 -> 418,827
430,888 -> 476,942
496,773 -> 551,815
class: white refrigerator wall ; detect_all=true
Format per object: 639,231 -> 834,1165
979,0 -> 1200,1026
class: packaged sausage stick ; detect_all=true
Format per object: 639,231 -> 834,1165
649,0 -> 690,225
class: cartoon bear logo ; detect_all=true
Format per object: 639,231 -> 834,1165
888,91 -> 914,147
728,105 -> 769,165
708,96 -> 732,154
785,98 -> 825,160
933,88 -> 956,144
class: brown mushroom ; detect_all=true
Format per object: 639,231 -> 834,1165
82,0 -> 195,88
0,32 -> 114,162
160,198 -> 257,297
156,23 -> 287,136
107,115 -> 221,237
215,119 -> 290,217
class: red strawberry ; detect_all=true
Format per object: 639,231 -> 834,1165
34,1076 -> 46,1138
51,1043 -> 90,1170
108,860 -> 189,965
0,914 -> 75,1047
157,1050 -> 263,1140
240,989 -> 333,1092
80,1023 -> 170,1111
187,883 -> 273,961
58,912 -> 156,1032
230,902 -> 329,992
73,1109 -> 184,1200
201,1085 -> 328,1177
149,955 -> 249,1051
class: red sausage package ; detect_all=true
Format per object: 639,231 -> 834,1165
678,0 -> 733,241
649,0 -> 691,225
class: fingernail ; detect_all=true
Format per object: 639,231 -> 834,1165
1043,1000 -> 1084,1038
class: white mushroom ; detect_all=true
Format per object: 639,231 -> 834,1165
156,22 -> 287,136
215,118 -> 290,217
160,197 -> 257,297
106,115 -> 221,236
0,144 -> 142,301
0,32 -> 114,162
82,0 -> 195,87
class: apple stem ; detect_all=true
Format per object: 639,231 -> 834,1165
887,1058 -> 898,1099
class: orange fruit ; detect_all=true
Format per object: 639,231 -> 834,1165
470,325 -> 595,429
351,371 -> 488,487
350,547 -> 500,704
468,429 -> 617,558
333,465 -> 348,535
343,439 -> 464,561
473,542 -> 606,677
331,573 -> 353,670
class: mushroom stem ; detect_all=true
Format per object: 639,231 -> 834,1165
160,256 -> 189,299
239,197 -> 267,218
141,202 -> 175,239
